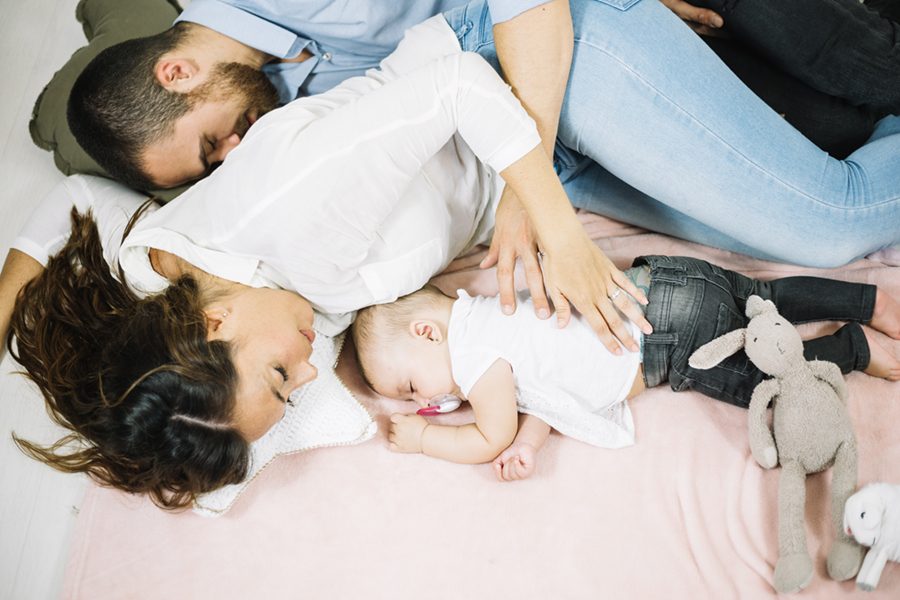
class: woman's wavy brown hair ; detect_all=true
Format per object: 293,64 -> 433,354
7,209 -> 250,509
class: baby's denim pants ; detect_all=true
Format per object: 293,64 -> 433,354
637,256 -> 875,408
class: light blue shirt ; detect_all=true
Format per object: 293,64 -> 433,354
176,0 -> 548,99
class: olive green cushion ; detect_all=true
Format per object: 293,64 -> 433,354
29,0 -> 186,201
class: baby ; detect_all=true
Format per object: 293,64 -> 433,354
351,255 -> 900,481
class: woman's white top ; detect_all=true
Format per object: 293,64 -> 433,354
119,15 -> 539,335
448,291 -> 641,449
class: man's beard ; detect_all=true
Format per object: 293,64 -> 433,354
189,62 -> 281,129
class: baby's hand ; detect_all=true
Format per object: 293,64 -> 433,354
388,413 -> 428,453
493,442 -> 537,482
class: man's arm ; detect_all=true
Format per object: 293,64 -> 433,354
0,250 -> 44,358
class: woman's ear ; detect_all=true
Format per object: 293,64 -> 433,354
409,319 -> 444,343
203,306 -> 231,338
155,57 -> 200,92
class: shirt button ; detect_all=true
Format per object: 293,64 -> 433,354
322,52 -> 333,61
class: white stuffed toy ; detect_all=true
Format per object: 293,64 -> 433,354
689,295 -> 863,593
844,483 -> 900,591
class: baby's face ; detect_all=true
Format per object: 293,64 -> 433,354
367,336 -> 459,407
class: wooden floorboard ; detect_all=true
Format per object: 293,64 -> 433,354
0,2 -> 90,599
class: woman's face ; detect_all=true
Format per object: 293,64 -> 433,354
206,286 -> 318,441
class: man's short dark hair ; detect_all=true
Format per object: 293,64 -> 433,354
67,24 -> 193,191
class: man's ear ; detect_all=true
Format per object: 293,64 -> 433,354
155,57 -> 200,92
409,319 -> 443,343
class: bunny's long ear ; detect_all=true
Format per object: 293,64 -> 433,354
688,329 -> 746,370
746,295 -> 777,319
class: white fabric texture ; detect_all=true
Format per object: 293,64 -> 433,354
117,16 -> 540,335
193,332 -> 376,517
448,291 -> 641,449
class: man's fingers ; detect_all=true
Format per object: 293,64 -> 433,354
666,0 -> 723,27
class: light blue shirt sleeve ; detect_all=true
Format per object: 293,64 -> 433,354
487,0 -> 551,23
175,0 -> 555,98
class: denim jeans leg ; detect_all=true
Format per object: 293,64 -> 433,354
690,0 -> 900,114
701,35 -> 876,158
557,0 -> 900,266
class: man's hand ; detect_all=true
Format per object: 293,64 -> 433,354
388,413 -> 428,453
481,188 -> 551,320
493,441 -> 538,481
659,0 -> 723,30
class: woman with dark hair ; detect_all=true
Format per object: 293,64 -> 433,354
7,199 -> 321,509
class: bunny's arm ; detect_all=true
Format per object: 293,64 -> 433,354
856,547 -> 888,592
808,360 -> 848,404
748,378 -> 779,469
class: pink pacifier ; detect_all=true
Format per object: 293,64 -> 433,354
416,394 -> 462,416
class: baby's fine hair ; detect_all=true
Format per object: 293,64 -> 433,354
351,285 -> 449,384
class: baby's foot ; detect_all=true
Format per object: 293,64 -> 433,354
863,326 -> 900,381
869,289 -> 900,340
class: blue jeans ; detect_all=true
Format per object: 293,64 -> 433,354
637,256 -> 874,408
444,0 -> 900,267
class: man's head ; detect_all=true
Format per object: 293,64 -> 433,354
68,23 -> 279,190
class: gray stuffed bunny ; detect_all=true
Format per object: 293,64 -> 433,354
689,295 -> 863,593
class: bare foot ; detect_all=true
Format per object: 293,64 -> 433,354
869,289 -> 900,340
863,326 -> 900,381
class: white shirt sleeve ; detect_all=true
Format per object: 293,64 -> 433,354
143,49 -> 540,253
13,175 -> 154,277
120,17 -> 541,312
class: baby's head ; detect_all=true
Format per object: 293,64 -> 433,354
352,285 -> 459,406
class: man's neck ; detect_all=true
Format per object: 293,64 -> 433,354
186,22 -> 271,69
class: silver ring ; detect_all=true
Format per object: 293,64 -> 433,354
609,287 -> 622,301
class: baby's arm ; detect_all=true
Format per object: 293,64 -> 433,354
493,414 -> 552,482
389,359 -> 518,464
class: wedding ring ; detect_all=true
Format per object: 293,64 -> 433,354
609,287 -> 622,301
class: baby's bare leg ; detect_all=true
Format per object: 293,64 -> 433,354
862,326 -> 900,381
868,288 -> 900,340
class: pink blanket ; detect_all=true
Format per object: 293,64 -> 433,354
63,214 -> 900,599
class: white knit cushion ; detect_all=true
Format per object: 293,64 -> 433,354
193,332 -> 376,516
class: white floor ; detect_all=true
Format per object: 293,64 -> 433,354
0,1 -> 94,598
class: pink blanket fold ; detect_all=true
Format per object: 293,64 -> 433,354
63,213 -> 900,599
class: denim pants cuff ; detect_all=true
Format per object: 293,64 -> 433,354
845,322 -> 872,372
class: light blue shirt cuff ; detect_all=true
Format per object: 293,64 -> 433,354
487,0 -> 551,23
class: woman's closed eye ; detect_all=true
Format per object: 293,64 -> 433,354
273,365 -> 289,403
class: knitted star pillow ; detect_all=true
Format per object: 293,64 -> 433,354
193,332 -> 376,516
